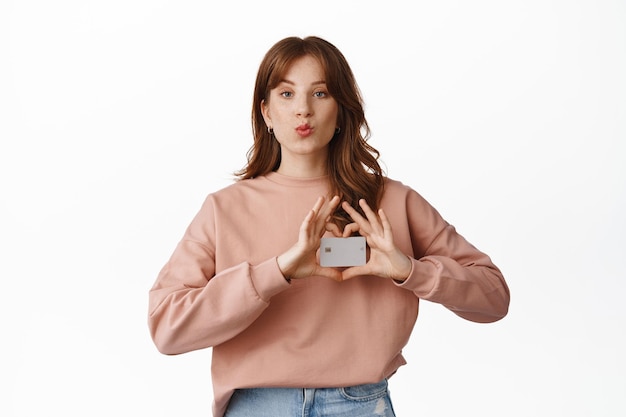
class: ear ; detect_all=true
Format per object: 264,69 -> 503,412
261,99 -> 272,128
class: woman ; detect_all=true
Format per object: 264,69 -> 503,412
148,36 -> 510,417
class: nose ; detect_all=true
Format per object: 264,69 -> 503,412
295,95 -> 312,117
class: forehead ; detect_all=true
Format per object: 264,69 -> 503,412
272,55 -> 327,86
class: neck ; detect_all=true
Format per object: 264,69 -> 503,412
276,163 -> 327,178
276,154 -> 327,178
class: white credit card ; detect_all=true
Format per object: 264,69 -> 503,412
319,237 -> 366,267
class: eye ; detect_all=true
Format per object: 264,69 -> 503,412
313,91 -> 327,98
280,91 -> 293,98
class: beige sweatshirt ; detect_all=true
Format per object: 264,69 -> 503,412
148,172 -> 510,416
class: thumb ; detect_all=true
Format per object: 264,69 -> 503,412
317,266 -> 344,282
341,265 -> 369,281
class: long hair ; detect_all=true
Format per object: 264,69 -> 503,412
236,36 -> 385,228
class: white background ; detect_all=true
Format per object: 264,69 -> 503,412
1,1 -> 624,416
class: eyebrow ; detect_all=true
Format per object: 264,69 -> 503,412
278,79 -> 327,86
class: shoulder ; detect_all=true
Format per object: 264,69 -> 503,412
192,177 -> 269,216
382,177 -> 423,200
381,177 -> 448,246
209,176 -> 269,199
381,176 -> 438,214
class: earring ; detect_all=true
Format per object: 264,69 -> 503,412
335,127 -> 341,135
268,127 -> 274,135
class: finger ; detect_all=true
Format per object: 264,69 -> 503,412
300,206 -> 316,230
342,222 -> 360,237
320,195 -> 341,220
300,198 -> 325,239
315,196 -> 340,234
303,197 -> 324,228
378,208 -> 392,234
310,195 -> 335,226
341,201 -> 367,224
311,196 -> 326,216
359,199 -> 382,233
325,222 -> 342,237
308,196 -> 329,226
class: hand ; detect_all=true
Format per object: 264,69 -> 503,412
340,199 -> 412,281
277,196 -> 343,281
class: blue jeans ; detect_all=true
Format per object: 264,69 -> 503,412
224,379 -> 397,417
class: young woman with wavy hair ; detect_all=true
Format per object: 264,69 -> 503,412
239,36 -> 384,230
149,36 -> 510,417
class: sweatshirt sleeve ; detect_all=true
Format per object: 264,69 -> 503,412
396,187 -> 510,323
147,195 -> 291,355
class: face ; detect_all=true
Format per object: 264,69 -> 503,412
261,55 -> 339,173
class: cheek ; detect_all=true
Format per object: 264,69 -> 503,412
267,102 -> 290,121
324,105 -> 339,126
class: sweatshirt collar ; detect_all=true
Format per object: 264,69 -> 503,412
264,171 -> 329,187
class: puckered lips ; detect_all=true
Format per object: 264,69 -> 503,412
295,123 -> 313,138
